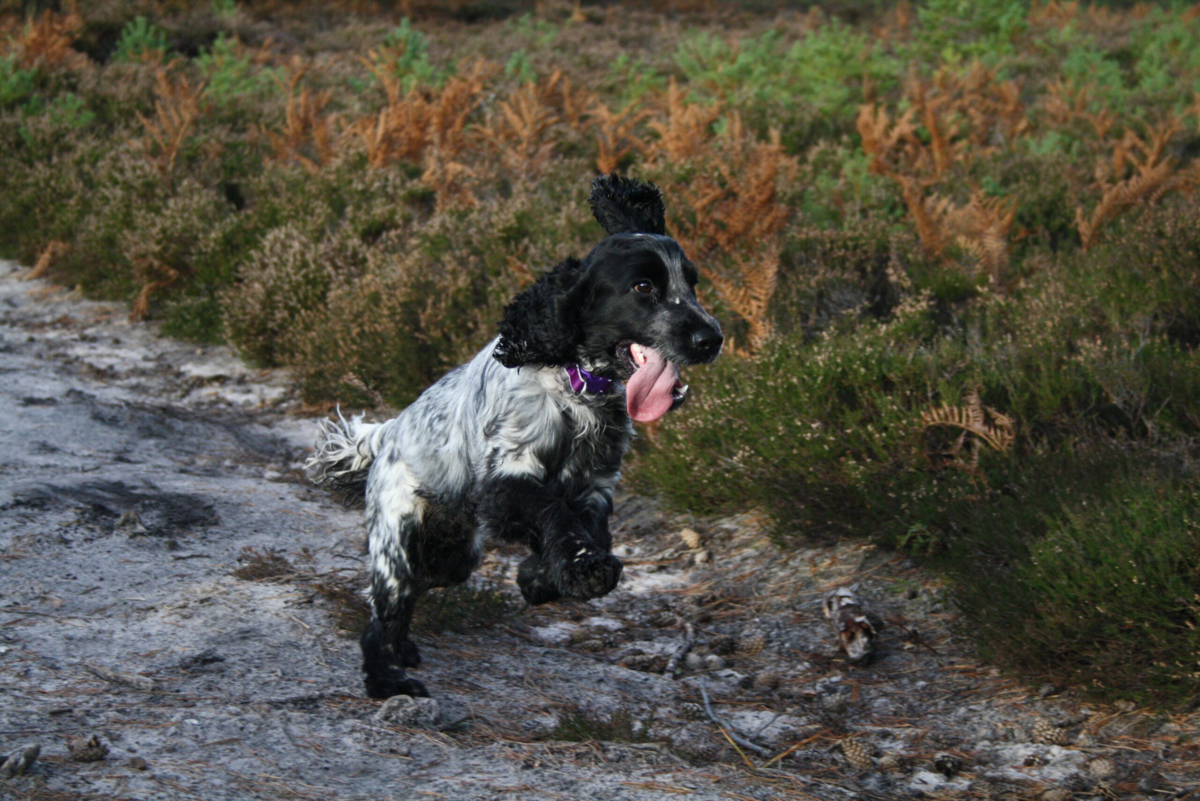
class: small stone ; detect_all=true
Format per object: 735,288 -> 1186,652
373,695 -> 440,728
67,735 -> 108,763
684,652 -> 706,671
114,509 -> 147,535
693,549 -> 711,565
1088,758 -> 1116,779
1037,683 -> 1058,698
129,757 -> 148,771
1114,699 -> 1136,712
576,638 -> 607,652
678,528 -> 702,550
1074,731 -> 1097,747
841,738 -> 874,771
703,654 -> 726,671
1041,789 -> 1071,801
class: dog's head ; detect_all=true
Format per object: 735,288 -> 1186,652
494,175 -> 723,422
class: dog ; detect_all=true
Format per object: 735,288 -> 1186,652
306,175 -> 723,699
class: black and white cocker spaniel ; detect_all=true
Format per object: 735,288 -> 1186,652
306,175 -> 723,699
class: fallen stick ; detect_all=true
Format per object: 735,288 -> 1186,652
83,664 -> 158,692
698,677 -> 771,758
663,619 -> 696,679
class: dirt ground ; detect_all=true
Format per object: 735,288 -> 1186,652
1,259 -> 1198,801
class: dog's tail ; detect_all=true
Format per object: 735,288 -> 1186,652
305,409 -> 381,505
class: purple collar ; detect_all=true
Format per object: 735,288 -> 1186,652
564,364 -> 613,394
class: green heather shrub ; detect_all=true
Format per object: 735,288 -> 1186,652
633,196 -> 1200,543
673,23 -> 900,148
112,16 -> 168,64
951,465 -> 1200,707
196,33 -> 279,106
0,55 -> 36,109
222,223 -> 346,366
378,18 -> 446,91
914,0 -> 1028,62
280,178 -> 599,407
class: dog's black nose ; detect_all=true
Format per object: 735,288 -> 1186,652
691,327 -> 723,358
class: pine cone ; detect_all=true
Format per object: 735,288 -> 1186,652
68,735 -> 109,763
678,528 -> 703,550
680,703 -> 706,721
933,753 -> 962,777
576,638 -> 608,653
1088,758 -> 1116,779
738,633 -> 766,657
1031,718 -> 1069,745
646,610 -> 676,628
708,634 -> 737,655
620,653 -> 667,672
752,671 -> 781,692
841,739 -> 874,771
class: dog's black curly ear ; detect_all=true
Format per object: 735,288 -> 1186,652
589,174 -> 666,236
493,257 -> 588,368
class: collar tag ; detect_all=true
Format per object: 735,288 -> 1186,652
564,364 -> 613,394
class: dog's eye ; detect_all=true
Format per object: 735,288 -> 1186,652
632,280 -> 655,294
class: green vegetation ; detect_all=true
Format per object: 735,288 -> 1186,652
548,708 -> 650,743
4,0 -> 1200,707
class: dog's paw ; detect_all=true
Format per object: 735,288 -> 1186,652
556,551 -> 623,601
398,639 -> 422,668
517,556 -> 562,605
364,667 -> 429,700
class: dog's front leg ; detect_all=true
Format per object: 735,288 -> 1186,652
481,479 -> 622,604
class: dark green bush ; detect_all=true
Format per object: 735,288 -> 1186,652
950,462 -> 1200,708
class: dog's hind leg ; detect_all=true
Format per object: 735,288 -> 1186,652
361,467 -> 428,699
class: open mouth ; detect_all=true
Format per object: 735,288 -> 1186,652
624,342 -> 688,423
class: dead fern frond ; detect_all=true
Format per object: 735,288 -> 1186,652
129,257 -> 180,321
1029,0 -> 1079,28
263,62 -> 336,172
705,248 -> 780,352
136,68 -> 207,181
426,62 -> 491,160
644,78 -> 721,162
556,71 -> 594,132
588,99 -> 649,174
347,87 -> 432,168
12,6 -> 86,71
1076,115 -> 1192,249
481,77 -> 560,172
922,387 -> 1016,472
23,240 -> 69,281
652,115 -> 795,354
421,150 -> 476,209
946,192 -> 1018,283
856,103 -> 919,176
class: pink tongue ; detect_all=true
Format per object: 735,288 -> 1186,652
626,345 -> 679,423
